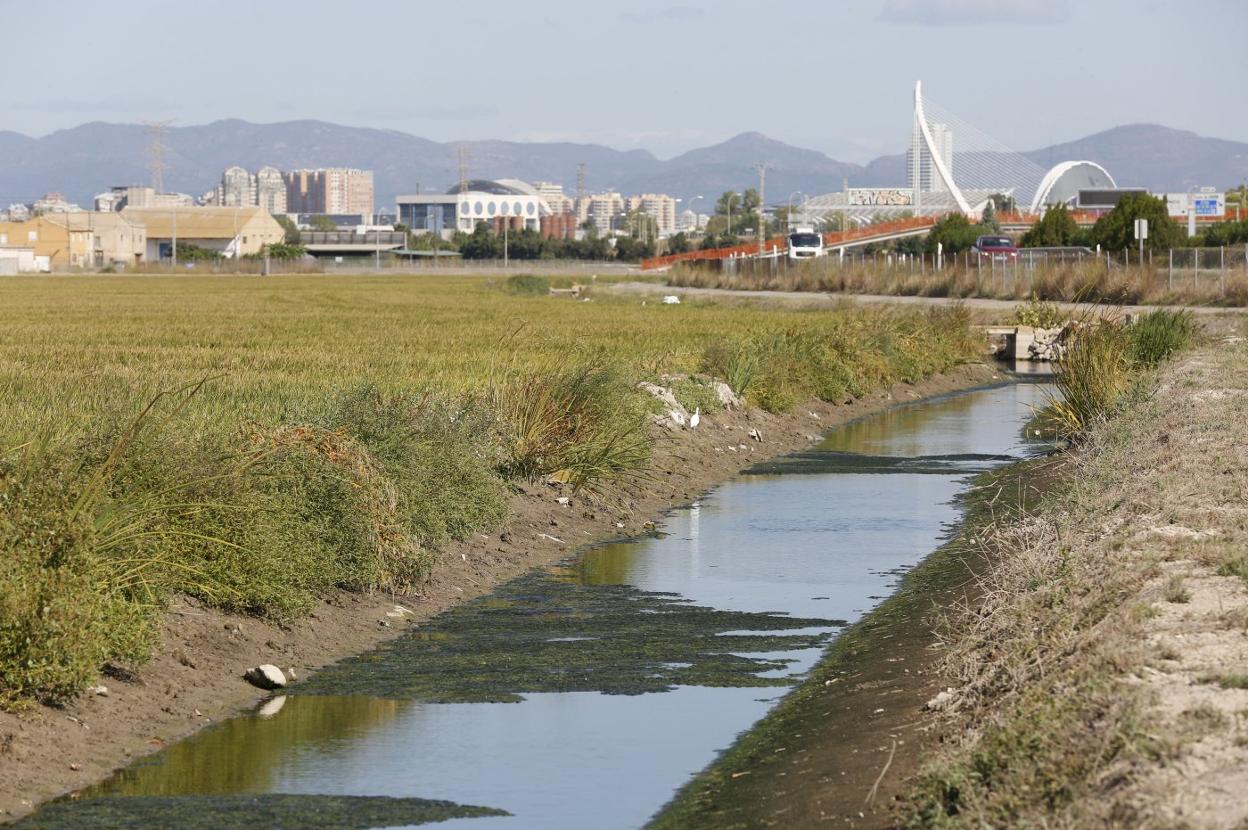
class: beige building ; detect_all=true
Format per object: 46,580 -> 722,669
285,168 -> 374,216
626,193 -> 678,238
122,206 -> 285,260
60,212 -> 147,267
0,215 -> 87,268
578,191 -> 625,236
0,213 -> 145,269
531,181 -> 574,215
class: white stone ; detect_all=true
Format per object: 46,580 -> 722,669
661,295 -> 681,304
711,381 -> 742,410
244,664 -> 287,691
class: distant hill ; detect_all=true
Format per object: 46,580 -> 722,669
1,120 -> 1244,210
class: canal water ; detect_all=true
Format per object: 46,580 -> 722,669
22,382 -> 1051,830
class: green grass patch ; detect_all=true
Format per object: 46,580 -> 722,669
502,273 -> 550,295
1128,309 -> 1197,368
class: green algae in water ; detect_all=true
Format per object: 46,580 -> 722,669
11,794 -> 508,829
294,569 -> 845,702
744,451 -> 1021,476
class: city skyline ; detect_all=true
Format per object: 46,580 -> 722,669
3,0 -> 1245,163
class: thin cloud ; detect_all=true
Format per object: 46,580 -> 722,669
879,0 -> 1071,25
14,94 -> 176,114
619,5 -> 704,24
352,104 -> 499,122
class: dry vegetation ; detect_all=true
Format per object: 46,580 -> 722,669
901,328 -> 1248,828
0,273 -> 981,708
667,259 -> 1248,307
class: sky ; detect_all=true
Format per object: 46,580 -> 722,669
3,0 -> 1246,162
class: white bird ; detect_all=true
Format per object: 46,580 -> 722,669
689,407 -> 700,430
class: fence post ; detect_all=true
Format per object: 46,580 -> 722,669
1168,248 -> 1173,292
1221,245 -> 1226,296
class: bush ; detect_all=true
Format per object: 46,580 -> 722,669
0,445 -> 156,706
1128,309 -> 1196,368
504,274 -> 550,296
1009,297 -> 1067,329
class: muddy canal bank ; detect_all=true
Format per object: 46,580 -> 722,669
1,363 -> 1001,823
647,456 -> 1064,830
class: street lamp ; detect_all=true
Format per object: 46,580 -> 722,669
681,195 -> 704,233
787,191 -> 805,230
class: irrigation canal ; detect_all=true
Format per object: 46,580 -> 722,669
19,381 -> 1052,830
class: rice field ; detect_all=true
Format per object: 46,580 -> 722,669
0,273 -> 981,706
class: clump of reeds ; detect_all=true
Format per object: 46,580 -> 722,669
491,357 -> 651,490
1048,317 -> 1132,436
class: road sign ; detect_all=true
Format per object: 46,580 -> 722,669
1193,197 -> 1222,217
1134,218 -> 1148,240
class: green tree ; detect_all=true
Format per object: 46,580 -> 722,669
507,227 -> 545,260
308,215 -> 338,232
1202,219 -> 1248,246
980,200 -> 999,232
1020,204 -> 1081,247
614,235 -> 655,262
740,188 -> 760,215
1090,193 -> 1183,252
924,214 -> 982,255
715,191 -> 740,217
257,242 -> 306,259
275,214 -> 301,244
666,232 -> 692,255
458,222 -> 503,259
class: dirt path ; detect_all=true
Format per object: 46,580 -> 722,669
607,280 -> 1247,316
0,363 -> 1001,824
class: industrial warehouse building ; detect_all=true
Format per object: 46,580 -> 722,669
121,206 -> 285,260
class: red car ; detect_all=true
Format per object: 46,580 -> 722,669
972,235 -> 1018,262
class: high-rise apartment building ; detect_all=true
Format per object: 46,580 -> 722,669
531,181 -> 573,215
284,168 -> 374,216
255,166 -> 287,215
577,191 -> 624,236
221,166 -> 256,207
626,193 -> 678,237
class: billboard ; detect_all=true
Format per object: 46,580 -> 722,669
847,188 -> 914,207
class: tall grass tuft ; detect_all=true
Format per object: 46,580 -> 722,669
1049,319 -> 1132,436
1128,309 -> 1197,368
492,357 -> 651,490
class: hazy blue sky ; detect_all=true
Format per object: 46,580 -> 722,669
3,0 -> 1245,161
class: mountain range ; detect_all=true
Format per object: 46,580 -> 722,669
1,120 -> 1245,210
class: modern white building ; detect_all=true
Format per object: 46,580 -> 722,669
396,180 -> 550,237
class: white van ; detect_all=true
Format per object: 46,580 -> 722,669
787,227 -> 825,261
